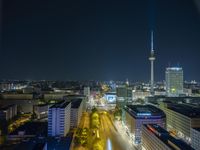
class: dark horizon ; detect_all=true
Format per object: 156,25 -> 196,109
1,0 -> 200,81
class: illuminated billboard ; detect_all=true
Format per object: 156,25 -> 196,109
104,92 -> 116,103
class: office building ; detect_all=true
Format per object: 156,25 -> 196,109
166,67 -> 183,96
123,105 -> 166,144
142,124 -> 194,150
48,101 -> 71,137
191,128 -> 200,150
70,99 -> 83,128
159,101 -> 200,142
116,86 -> 132,107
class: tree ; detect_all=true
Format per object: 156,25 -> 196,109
92,107 -> 98,113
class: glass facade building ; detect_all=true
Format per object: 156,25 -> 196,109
165,67 -> 183,96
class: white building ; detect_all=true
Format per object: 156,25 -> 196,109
191,128 -> 200,150
70,99 -> 83,128
166,67 -> 183,96
83,87 -> 90,97
48,101 -> 71,137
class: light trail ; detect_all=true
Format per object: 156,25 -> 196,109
107,138 -> 112,150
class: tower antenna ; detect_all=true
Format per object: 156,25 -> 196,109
151,30 -> 154,51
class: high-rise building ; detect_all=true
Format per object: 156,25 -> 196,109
70,99 -> 83,128
142,124 -> 194,150
149,31 -> 155,95
48,101 -> 71,137
123,105 -> 166,144
165,67 -> 183,96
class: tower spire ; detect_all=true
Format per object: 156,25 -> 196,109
151,30 -> 154,51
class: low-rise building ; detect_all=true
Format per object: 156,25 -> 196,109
0,94 -> 33,100
8,122 -> 47,141
43,93 -> 66,100
142,124 -> 194,150
0,104 -> 17,120
132,90 -> 150,100
191,128 -> 200,150
123,105 -> 166,144
33,104 -> 48,119
159,101 -> 200,142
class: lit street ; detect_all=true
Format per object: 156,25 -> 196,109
71,112 -> 90,150
99,111 -> 137,150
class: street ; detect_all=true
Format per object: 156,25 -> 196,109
99,111 -> 137,150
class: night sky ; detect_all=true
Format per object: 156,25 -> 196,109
1,0 -> 200,81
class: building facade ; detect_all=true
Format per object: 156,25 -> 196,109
116,86 -> 132,108
48,101 -> 71,137
142,124 -> 194,150
165,67 -> 183,96
159,101 -> 200,142
191,128 -> 200,150
70,99 -> 83,128
0,104 -> 17,120
83,87 -> 90,97
123,105 -> 166,144
33,104 -> 48,119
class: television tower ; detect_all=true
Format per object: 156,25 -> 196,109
149,31 -> 155,95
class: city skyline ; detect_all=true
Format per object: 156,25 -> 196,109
1,0 -> 200,81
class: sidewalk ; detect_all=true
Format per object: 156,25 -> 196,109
113,120 -> 140,150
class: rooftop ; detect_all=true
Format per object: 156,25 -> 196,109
35,104 -> 48,107
105,92 -> 116,95
10,122 -> 47,136
192,128 -> 200,132
165,102 -> 200,118
166,67 -> 182,71
71,99 -> 82,108
50,100 -> 70,108
0,104 -> 16,111
143,124 -> 194,150
124,105 -> 165,118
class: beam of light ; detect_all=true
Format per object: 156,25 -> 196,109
107,138 -> 112,150
194,0 -> 200,15
148,0 -> 156,31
